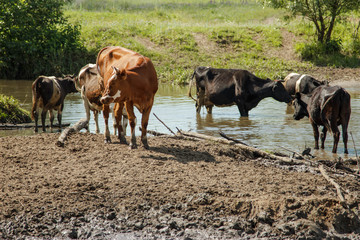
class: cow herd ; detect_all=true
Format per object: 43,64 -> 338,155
30,46 -> 351,154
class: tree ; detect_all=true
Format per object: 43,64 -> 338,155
261,0 -> 360,43
0,0 -> 88,79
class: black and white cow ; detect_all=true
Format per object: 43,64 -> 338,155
31,75 -> 77,132
283,73 -> 327,96
188,67 -> 292,116
293,85 -> 351,154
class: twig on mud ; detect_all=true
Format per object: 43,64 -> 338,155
350,132 -> 360,174
277,145 -> 317,166
319,164 -> 346,204
219,131 -> 249,146
139,127 -> 167,136
277,145 -> 304,159
153,113 -> 177,136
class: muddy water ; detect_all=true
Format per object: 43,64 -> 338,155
0,79 -> 359,158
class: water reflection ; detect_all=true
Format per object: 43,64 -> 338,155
0,80 -> 359,159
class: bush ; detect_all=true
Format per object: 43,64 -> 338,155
0,95 -> 31,124
0,0 -> 91,80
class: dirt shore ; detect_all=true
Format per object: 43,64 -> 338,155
0,132 -> 359,239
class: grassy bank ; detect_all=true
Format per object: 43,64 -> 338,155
0,95 -> 31,124
65,1 -> 360,84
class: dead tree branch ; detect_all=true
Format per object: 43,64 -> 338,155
56,119 -> 88,147
319,164 -> 345,203
153,113 -> 177,136
219,131 -> 249,146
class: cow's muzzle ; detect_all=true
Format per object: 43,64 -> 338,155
100,95 -> 114,105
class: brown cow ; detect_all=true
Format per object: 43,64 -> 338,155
75,63 -> 128,134
97,46 -> 158,149
293,85 -> 351,154
31,75 -> 77,132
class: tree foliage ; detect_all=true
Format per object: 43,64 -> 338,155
0,0 -> 89,79
261,0 -> 360,43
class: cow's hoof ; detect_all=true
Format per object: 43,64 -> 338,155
129,143 -> 137,149
119,138 -> 128,145
143,144 -> 149,150
344,150 -> 348,154
104,137 -> 111,144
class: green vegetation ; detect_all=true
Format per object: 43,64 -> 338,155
64,1 -> 304,84
1,0 -> 360,83
64,0 -> 360,84
0,95 -> 31,124
0,0 -> 90,79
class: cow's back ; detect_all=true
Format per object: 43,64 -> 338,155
97,46 -> 144,77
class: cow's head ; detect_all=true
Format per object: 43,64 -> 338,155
100,66 -> 127,105
272,80 -> 292,103
75,64 -> 98,92
293,92 -> 309,120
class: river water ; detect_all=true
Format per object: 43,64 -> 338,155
1,79 -> 359,159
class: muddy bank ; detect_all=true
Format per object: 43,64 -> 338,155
0,132 -> 360,239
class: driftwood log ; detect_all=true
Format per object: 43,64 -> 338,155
178,131 -> 296,163
56,119 -> 88,147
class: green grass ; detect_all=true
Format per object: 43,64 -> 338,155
0,95 -> 31,124
64,0 -> 359,84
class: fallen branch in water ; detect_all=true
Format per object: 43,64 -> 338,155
56,119 -> 88,147
219,131 -> 249,146
153,113 -> 177,136
178,130 -> 295,163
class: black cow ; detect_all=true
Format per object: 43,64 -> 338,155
31,75 -> 77,132
188,67 -> 292,116
283,73 -> 327,96
293,85 -> 351,154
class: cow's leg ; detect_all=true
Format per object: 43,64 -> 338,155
58,105 -> 63,131
332,129 -> 340,154
196,101 -> 201,114
236,103 -> 248,117
320,127 -> 327,149
83,97 -> 91,132
33,109 -> 39,133
125,102 -> 137,149
41,109 -> 47,132
342,123 -> 349,154
140,106 -> 153,150
122,107 -> 128,137
114,103 -> 127,144
103,104 -> 111,143
310,122 -> 319,150
49,110 -> 55,132
94,110 -> 100,134
341,121 -> 349,154
206,105 -> 213,114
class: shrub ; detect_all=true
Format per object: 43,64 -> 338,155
0,95 -> 31,124
0,0 -> 91,80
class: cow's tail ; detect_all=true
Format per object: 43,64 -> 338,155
320,88 -> 343,134
31,77 -> 42,120
188,71 -> 197,101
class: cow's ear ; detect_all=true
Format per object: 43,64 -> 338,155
111,66 -> 119,74
118,68 -> 126,77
